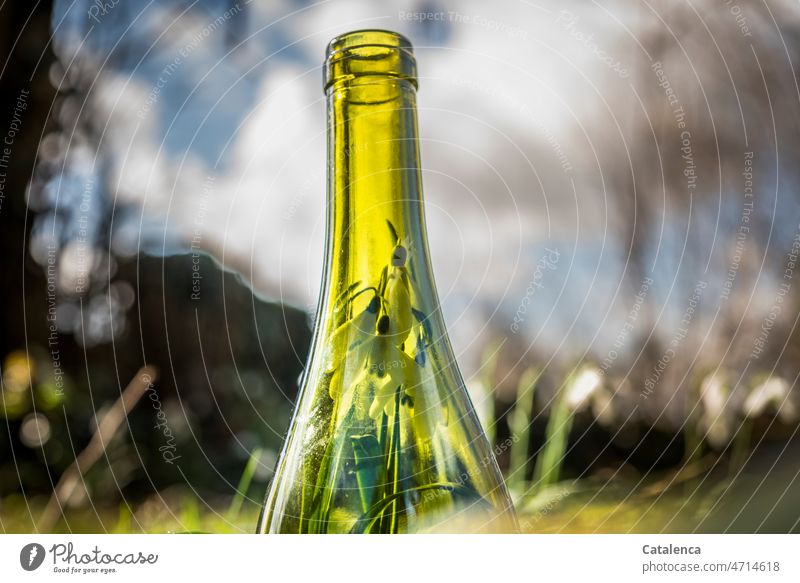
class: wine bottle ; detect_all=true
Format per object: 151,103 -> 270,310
258,29 -> 517,534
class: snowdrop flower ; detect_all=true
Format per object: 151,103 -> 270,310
590,385 -> 616,427
743,377 -> 796,422
564,366 -> 617,426
565,367 -> 602,411
699,373 -> 730,448
322,224 -> 421,421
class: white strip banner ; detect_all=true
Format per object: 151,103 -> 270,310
0,534 -> 797,582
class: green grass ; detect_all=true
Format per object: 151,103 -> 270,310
4,458 -> 797,533
4,352 -> 799,534
0,491 -> 263,534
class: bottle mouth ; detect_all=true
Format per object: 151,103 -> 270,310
323,29 -> 417,92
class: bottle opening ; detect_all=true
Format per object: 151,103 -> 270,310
323,29 -> 417,92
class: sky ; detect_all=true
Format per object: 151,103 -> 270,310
36,0 -> 800,386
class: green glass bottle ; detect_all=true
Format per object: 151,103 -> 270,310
258,30 -> 517,534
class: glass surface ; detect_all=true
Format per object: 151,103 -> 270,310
259,30 -> 517,534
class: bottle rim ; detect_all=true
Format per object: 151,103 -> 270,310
323,29 -> 417,92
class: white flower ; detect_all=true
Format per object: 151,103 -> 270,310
743,377 -> 796,422
385,265 -> 412,346
566,367 -> 602,411
590,386 -> 615,427
699,374 -> 730,448
700,374 -> 727,420
325,296 -> 379,379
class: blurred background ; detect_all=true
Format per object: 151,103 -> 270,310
2,0 -> 800,533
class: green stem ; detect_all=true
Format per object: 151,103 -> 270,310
508,368 -> 539,490
389,385 -> 402,533
313,406 -> 355,532
532,377 -> 574,494
227,447 -> 263,522
728,417 -> 752,474
349,483 -> 484,534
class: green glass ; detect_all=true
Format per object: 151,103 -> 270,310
258,30 -> 517,534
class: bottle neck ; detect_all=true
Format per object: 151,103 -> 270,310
322,77 -> 436,320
